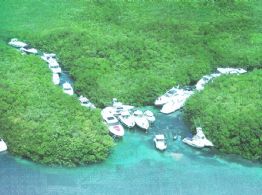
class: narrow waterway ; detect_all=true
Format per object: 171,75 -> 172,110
1,109 -> 261,195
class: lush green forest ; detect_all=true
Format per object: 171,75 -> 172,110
0,43 -> 113,166
184,71 -> 262,162
0,0 -> 261,164
1,0 -> 261,107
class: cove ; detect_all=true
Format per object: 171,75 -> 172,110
1,109 -> 261,195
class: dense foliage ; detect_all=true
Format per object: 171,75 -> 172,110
0,44 -> 113,166
1,0 -> 261,107
184,71 -> 262,162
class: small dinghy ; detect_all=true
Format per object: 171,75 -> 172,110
101,111 -> 125,137
143,110 -> 155,123
52,73 -> 60,85
8,38 -> 27,48
79,95 -> 96,109
133,110 -> 149,131
0,138 -> 7,152
153,134 -> 167,151
154,86 -> 180,106
182,127 -> 214,148
118,110 -> 135,128
20,46 -> 38,54
62,82 -> 74,96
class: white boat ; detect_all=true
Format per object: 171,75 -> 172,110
0,139 -> 7,152
144,110 -> 155,123
217,67 -> 247,75
52,73 -> 60,85
41,53 -> 57,63
8,38 -> 27,48
118,111 -> 135,128
160,90 -> 193,114
154,86 -> 180,106
182,127 -> 214,148
153,134 -> 167,151
112,98 -> 134,115
133,110 -> 149,130
79,95 -> 96,109
101,112 -> 125,137
20,46 -> 38,54
195,75 -> 213,91
62,82 -> 74,96
49,62 -> 61,74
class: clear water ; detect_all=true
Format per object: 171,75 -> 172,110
1,109 -> 262,195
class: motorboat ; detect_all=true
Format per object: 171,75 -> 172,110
8,38 -> 27,48
217,67 -> 247,75
154,86 -> 180,106
160,90 -> 193,114
118,110 -> 135,128
133,110 -> 149,131
52,73 -> 60,85
0,138 -> 7,152
195,75 -> 213,91
182,127 -> 214,148
20,46 -> 38,54
79,95 -> 96,109
62,82 -> 74,96
49,62 -> 61,74
143,110 -> 155,123
101,111 -> 124,137
153,134 -> 167,151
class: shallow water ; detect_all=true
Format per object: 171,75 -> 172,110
1,109 -> 262,195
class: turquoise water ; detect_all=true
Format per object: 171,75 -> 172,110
1,109 -> 262,195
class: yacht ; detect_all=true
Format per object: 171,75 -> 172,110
118,110 -> 135,128
49,62 -> 61,74
52,73 -> 60,85
217,67 -> 247,75
62,82 -> 74,96
133,110 -> 149,131
8,38 -> 27,48
101,111 -> 125,137
144,110 -> 155,123
154,86 -> 180,106
79,95 -> 96,109
20,46 -> 38,54
182,127 -> 214,148
153,134 -> 167,151
160,90 -> 193,114
112,98 -> 134,115
0,139 -> 7,152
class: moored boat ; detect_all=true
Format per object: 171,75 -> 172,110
79,95 -> 96,109
101,111 -> 125,137
182,127 -> 213,148
144,110 -> 155,123
0,139 -> 7,152
8,38 -> 27,48
20,46 -> 38,54
52,73 -> 60,85
133,110 -> 149,131
62,82 -> 74,96
154,86 -> 179,106
118,110 -> 135,128
153,134 -> 167,151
